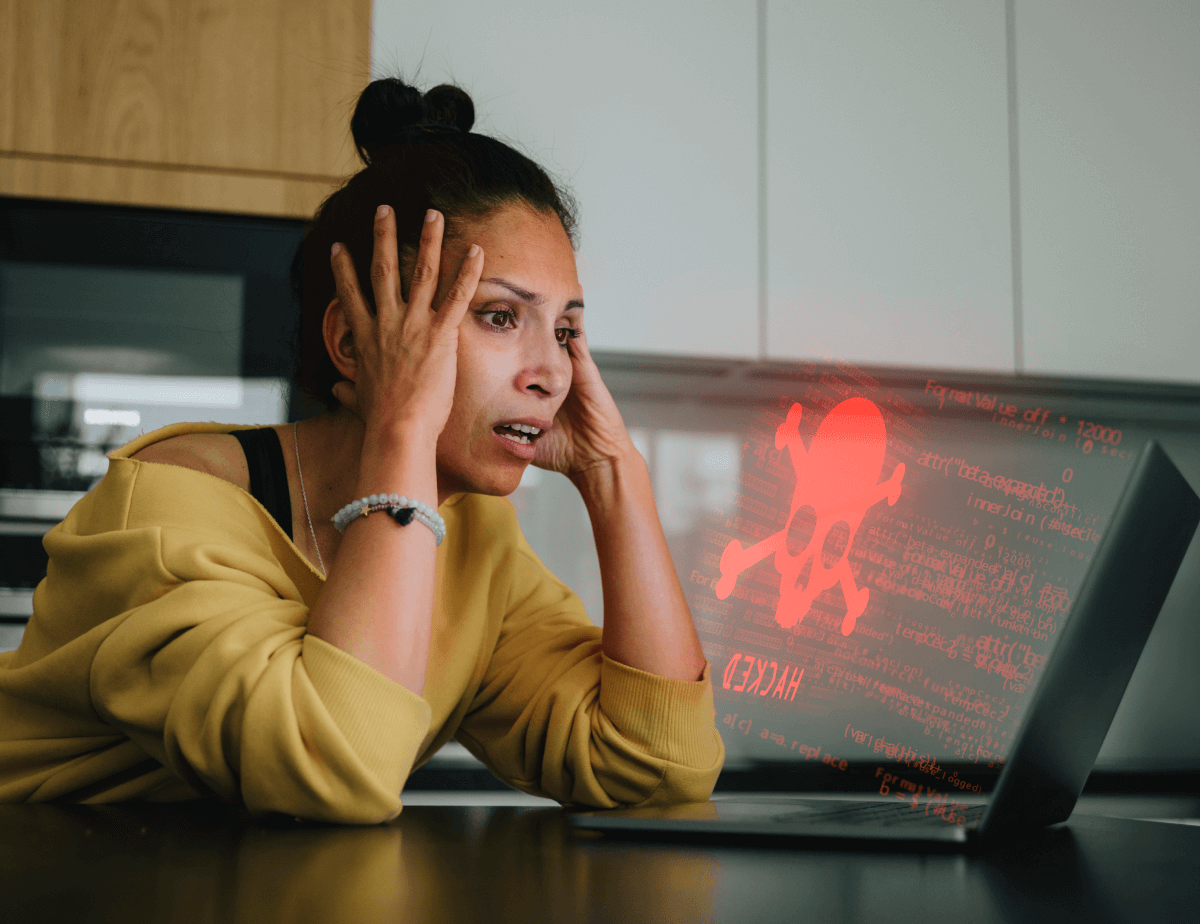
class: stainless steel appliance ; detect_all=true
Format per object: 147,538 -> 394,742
0,196 -> 305,649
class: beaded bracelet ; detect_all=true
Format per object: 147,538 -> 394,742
333,494 -> 446,545
334,498 -> 446,545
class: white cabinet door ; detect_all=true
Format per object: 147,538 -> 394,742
765,0 -> 1015,371
371,0 -> 760,357
1015,0 -> 1200,383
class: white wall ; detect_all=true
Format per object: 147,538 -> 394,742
371,0 -> 1200,383
1015,0 -> 1200,382
765,0 -> 1015,371
370,0 -> 760,358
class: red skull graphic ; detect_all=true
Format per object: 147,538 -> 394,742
715,398 -> 904,636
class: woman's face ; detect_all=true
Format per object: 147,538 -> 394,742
429,204 -> 583,497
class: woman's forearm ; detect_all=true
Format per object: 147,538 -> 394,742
305,425 -> 439,695
574,451 -> 708,682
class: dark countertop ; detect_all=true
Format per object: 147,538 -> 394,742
2,796 -> 1198,923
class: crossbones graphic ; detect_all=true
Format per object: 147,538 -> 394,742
715,397 -> 905,636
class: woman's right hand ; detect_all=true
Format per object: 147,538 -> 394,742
328,206 -> 484,438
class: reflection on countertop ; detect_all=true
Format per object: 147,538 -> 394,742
2,798 -> 1199,923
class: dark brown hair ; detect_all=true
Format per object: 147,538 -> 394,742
292,77 -> 579,410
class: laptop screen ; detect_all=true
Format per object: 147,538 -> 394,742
686,359 -> 1149,781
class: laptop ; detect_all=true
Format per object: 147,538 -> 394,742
571,438 -> 1199,847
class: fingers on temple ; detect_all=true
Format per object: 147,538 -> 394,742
408,208 -> 443,312
570,324 -> 590,357
330,243 -> 370,328
370,205 -> 401,319
567,323 -> 595,370
437,243 -> 484,330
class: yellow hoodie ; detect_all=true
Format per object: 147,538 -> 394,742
0,423 -> 723,823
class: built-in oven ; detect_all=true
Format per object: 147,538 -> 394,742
0,196 -> 306,649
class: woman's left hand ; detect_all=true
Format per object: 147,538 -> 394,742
533,327 -> 639,482
537,327 -> 708,683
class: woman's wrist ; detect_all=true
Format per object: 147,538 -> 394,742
362,414 -> 442,453
356,423 -> 440,504
570,445 -> 649,513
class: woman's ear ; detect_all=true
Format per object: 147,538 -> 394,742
322,297 -> 357,382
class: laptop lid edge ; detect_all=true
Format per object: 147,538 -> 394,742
976,439 -> 1200,840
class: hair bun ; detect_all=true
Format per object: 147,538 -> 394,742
422,84 -> 475,133
351,78 -> 475,165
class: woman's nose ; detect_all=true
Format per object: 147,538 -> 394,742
517,332 -> 571,397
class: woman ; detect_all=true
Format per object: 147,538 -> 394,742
0,78 -> 723,823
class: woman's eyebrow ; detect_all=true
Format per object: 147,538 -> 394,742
480,276 -> 584,310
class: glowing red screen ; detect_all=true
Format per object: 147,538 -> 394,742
691,360 -> 1138,820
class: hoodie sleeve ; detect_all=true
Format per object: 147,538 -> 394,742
63,462 -> 431,824
452,507 -> 724,808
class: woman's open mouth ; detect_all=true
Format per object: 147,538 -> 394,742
492,422 -> 544,446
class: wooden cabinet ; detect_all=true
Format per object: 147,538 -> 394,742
1014,0 -> 1200,384
764,0 -> 1015,372
0,0 -> 371,217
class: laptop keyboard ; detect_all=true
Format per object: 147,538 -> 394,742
772,801 -> 987,829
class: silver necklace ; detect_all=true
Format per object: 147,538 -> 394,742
293,420 -> 327,578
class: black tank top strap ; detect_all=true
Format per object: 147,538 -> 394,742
229,427 -> 293,541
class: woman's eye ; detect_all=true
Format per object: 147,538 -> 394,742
482,309 -> 516,330
555,327 -> 580,346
